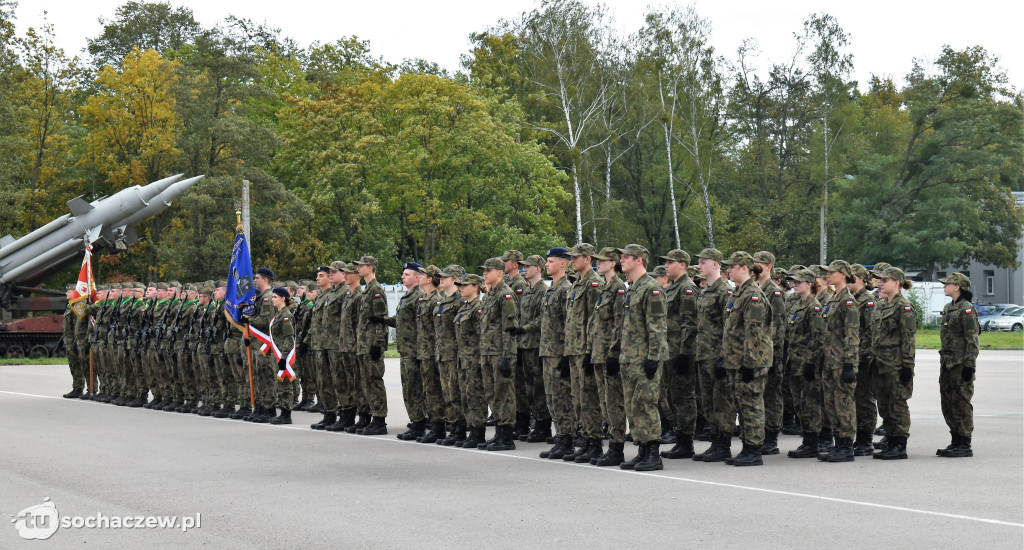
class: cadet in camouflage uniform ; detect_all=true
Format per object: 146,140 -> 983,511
435,265 -> 467,445
308,266 -> 335,428
454,273 -> 487,448
193,284 -> 216,413
871,267 -> 917,460
208,282 -> 234,417
378,262 -> 424,438
100,284 -> 123,403
318,262 -> 348,428
158,283 -> 183,411
354,256 -> 389,435
225,277 -> 251,420
268,287 -> 297,425
539,247 -> 574,460
818,260 -> 861,462
292,281 -> 317,410
138,283 -> 160,408
476,257 -> 519,451
589,247 -> 627,466
62,287 -> 84,398
124,283 -> 149,407
937,272 -> 979,458
501,250 -> 531,437
246,269 -> 278,422
81,286 -> 108,400
719,252 -> 773,466
784,270 -> 827,458
111,283 -> 134,405
174,284 -> 202,413
692,248 -> 735,463
506,255 -> 549,442
753,251 -> 787,456
415,265 -> 446,443
564,243 -> 604,462
338,263 -> 364,431
850,264 -> 879,455
616,244 -> 669,472
659,249 -> 699,460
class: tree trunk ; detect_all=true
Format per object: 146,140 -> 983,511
662,122 -> 681,249
572,161 -> 583,244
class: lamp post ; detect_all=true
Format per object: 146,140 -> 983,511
820,174 -> 854,265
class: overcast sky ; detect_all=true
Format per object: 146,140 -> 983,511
10,0 -> 1021,91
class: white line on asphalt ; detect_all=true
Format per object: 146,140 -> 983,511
5,389 -> 1023,529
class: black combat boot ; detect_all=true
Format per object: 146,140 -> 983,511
486,425 -> 516,451
439,424 -> 466,446
730,442 -> 765,466
635,442 -> 663,471
212,404 -> 233,418
659,419 -> 676,444
346,412 -> 370,433
271,408 -> 292,425
418,421 -> 446,444
875,436 -> 908,460
540,435 -> 572,459
574,439 -> 604,463
526,418 -> 553,443
620,443 -> 649,470
63,388 -> 83,399
874,435 -> 889,450
397,420 -> 426,440
943,435 -> 973,458
853,431 -> 875,456
513,412 -> 531,441
759,430 -> 780,455
143,398 -> 155,409
308,401 -> 324,414
562,436 -> 588,461
295,396 -> 311,411
661,433 -> 695,459
817,428 -> 834,456
781,411 -> 801,435
359,416 -> 388,435
252,407 -> 273,423
312,412 -> 335,430
230,405 -> 251,420
593,441 -> 626,466
459,427 -> 486,449
197,404 -> 213,416
697,435 -> 732,463
788,432 -> 820,458
326,411 -> 351,432
820,437 -> 855,462
477,427 -> 502,450
338,408 -> 357,429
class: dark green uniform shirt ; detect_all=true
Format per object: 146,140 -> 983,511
939,298 -> 980,369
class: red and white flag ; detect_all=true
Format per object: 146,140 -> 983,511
249,318 -> 296,381
69,245 -> 97,319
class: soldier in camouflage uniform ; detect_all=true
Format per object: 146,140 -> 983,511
62,287 -> 84,398
454,273 -> 488,448
753,251 -> 787,456
124,282 -> 149,407
539,247 -> 574,460
783,270 -> 827,458
101,284 -> 124,403
378,263 -> 425,439
268,287 -> 297,425
226,277 -> 252,420
589,247 -> 627,467
692,248 -> 735,463
850,264 -> 879,455
209,281 -> 235,417
476,257 -> 519,451
175,284 -> 203,413
563,243 -> 603,462
81,286 -> 109,400
435,264 -> 467,445
194,283 -> 216,414
659,249 -> 699,460
415,265 -> 446,443
937,272 -> 979,458
818,260 -> 861,462
338,264 -> 364,431
292,281 -> 317,410
501,250 -> 531,437
158,282 -> 182,410
246,269 -> 277,422
308,266 -> 334,428
319,262 -> 349,429
871,267 -> 917,460
719,252 -> 773,466
354,256 -> 390,435
616,244 -> 668,472
506,255 -> 549,442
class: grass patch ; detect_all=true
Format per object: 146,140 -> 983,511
916,328 -> 1023,350
0,357 -> 69,365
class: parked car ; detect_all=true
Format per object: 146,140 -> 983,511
987,306 -> 1024,332
977,304 -> 1019,331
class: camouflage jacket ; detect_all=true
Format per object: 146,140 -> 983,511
761,279 -> 786,365
356,280 -> 388,353
516,279 -> 547,349
722,277 -> 773,371
271,306 -> 295,356
340,285 -> 362,353
619,272 -> 668,364
416,289 -> 440,361
308,290 -> 329,351
434,290 -> 461,362
852,287 -> 877,363
665,275 -> 698,357
319,285 -> 347,350
159,299 -> 182,352
696,276 -> 730,362
454,296 -> 481,364
589,276 -> 625,363
63,304 -> 76,346
939,297 -> 980,369
539,276 -> 570,358
821,286 -> 859,369
871,293 -> 916,374
786,295 -> 824,368
505,273 -> 527,305
564,268 -> 601,356
385,286 -> 421,356
479,282 -> 517,359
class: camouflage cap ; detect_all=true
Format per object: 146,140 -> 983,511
870,262 -> 892,278
851,263 -> 870,281
500,250 -> 525,262
880,266 -> 906,282
439,264 -> 466,279
155,282 -> 169,290
791,269 -> 817,284
771,267 -> 787,280
650,265 -> 668,278
284,280 -> 298,289
787,264 -> 806,276
329,260 -> 347,271
810,265 -> 829,280
456,273 -> 485,287
480,257 -> 504,271
616,244 -> 650,264
752,251 -> 776,265
827,260 -> 853,278
569,243 -> 597,257
661,249 -> 691,264
695,248 -> 724,263
521,254 -> 546,267
939,272 -> 971,289
687,265 -> 699,279
341,263 -> 358,274
354,255 -> 378,268
420,264 -> 442,279
168,280 -> 181,288
199,284 -> 214,295
133,282 -> 145,290
216,279 -> 228,288
593,247 -> 620,263
298,279 -> 313,288
722,251 -> 755,269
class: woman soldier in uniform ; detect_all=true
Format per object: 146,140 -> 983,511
785,270 -> 826,458
269,287 -> 296,425
936,272 -> 979,458
454,274 -> 488,449
871,267 -> 917,460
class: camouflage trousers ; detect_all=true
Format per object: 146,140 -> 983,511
513,349 -> 530,417
874,369 -> 912,439
697,358 -> 735,437
254,351 -> 277,408
357,353 -> 387,417
315,350 -> 337,411
763,357 -> 785,433
334,349 -> 359,411
419,356 -> 445,421
439,359 -> 463,424
297,352 -> 317,403
938,362 -> 974,437
855,359 -> 878,435
570,355 -> 603,439
542,356 -> 575,436
70,344 -> 86,391
143,348 -> 161,398
159,346 -> 177,400
788,361 -> 824,435
622,359 -> 662,444
595,362 -> 626,443
225,339 -> 248,406
519,348 -> 548,420
399,355 -> 425,422
114,348 -> 129,396
194,351 -> 211,402
344,352 -> 365,412
724,367 -> 767,446
481,355 -> 515,426
276,370 -> 296,411
662,355 -> 698,436
457,356 -> 488,428
822,367 -> 857,439
213,351 -> 229,404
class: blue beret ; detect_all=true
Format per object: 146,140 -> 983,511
256,267 -> 275,280
272,286 -> 290,299
546,247 -> 571,260
403,262 -> 423,272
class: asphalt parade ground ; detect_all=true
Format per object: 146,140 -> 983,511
2,350 -> 1022,549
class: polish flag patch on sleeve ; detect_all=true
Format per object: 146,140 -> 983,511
505,294 -> 513,300
846,300 -> 854,306
774,291 -> 782,297
905,306 -> 913,312
814,306 -> 821,312
591,281 -> 600,287
685,289 -> 693,295
652,290 -> 660,296
751,296 -> 760,302
867,301 -> 875,307
617,289 -> 625,295
965,309 -> 973,314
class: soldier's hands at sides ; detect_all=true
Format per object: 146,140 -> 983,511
433,357 -> 440,376
299,343 -> 310,356
643,359 -> 659,380
498,357 -> 512,378
841,363 -> 856,384
714,358 -> 726,380
557,356 -> 570,378
898,367 -> 913,386
673,355 -> 688,375
606,356 -> 620,376
278,358 -> 286,370
961,366 -> 975,383
370,345 -> 383,361
740,366 -> 754,383
505,326 -> 526,336
583,355 -> 594,375
243,337 -> 251,347
803,363 -> 816,382
369,315 -> 385,325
